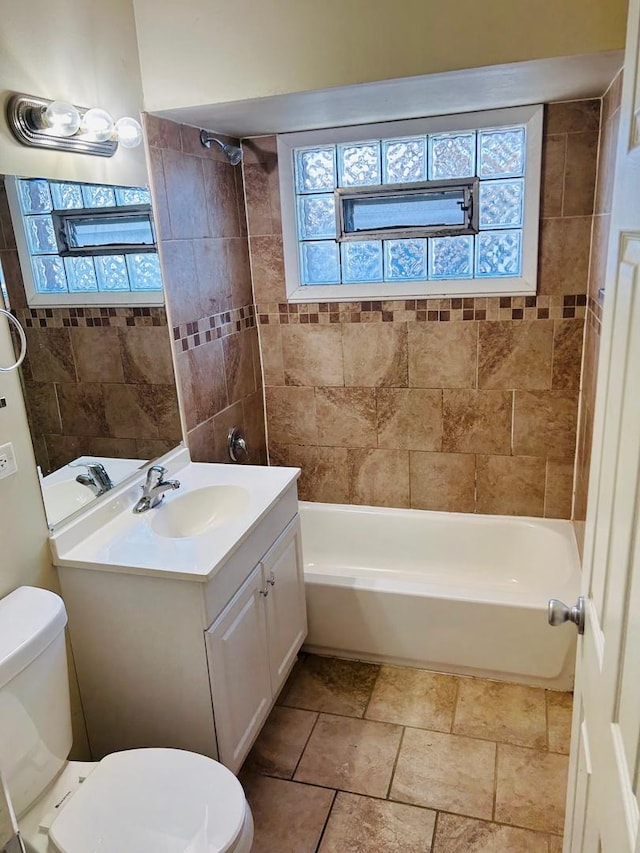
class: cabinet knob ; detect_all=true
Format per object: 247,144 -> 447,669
259,587 -> 269,597
267,572 -> 276,587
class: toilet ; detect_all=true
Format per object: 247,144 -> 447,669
0,586 -> 254,853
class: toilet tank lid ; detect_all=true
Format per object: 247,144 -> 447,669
0,587 -> 67,689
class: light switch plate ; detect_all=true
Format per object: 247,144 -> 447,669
0,442 -> 17,479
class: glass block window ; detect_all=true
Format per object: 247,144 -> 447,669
283,105 -> 543,297
9,177 -> 162,302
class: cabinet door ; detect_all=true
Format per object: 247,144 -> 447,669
263,516 -> 308,694
205,564 -> 271,772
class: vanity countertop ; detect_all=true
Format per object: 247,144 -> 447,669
49,450 -> 300,582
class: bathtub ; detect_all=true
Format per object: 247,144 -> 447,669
300,502 -> 581,690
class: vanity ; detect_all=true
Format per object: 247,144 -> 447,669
50,448 -> 305,773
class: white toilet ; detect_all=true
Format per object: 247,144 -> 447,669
0,586 -> 254,853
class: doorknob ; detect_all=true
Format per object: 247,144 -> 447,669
548,597 -> 585,634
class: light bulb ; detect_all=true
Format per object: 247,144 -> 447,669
115,116 -> 143,148
42,101 -> 81,137
81,108 -> 115,142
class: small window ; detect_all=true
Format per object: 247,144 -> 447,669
278,105 -> 542,301
338,179 -> 478,241
5,177 -> 163,307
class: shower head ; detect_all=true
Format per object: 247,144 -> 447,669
199,130 -> 243,165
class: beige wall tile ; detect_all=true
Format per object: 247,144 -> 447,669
547,691 -> 573,755
595,107 -> 620,216
453,679 -> 547,749
588,214 -> 611,302
265,386 -> 317,445
186,414 -> 217,463
348,448 -> 410,508
319,793 -> 436,853
545,459 -> 575,519
287,444 -> 350,502
223,328 -> 257,403
71,327 -> 123,384
563,131 -> 598,217
281,656 -> 379,717
410,451 -> 476,512
495,744 -> 569,833
476,455 -> 546,516
540,134 -> 566,218
390,728 -> 496,819
377,388 -> 442,451
159,239 -> 201,326
175,338 -> 228,431
144,114 -> 181,151
538,217 -> 592,295
192,237 -> 233,316
282,324 -> 344,386
57,383 -> 108,437
548,835 -> 564,853
442,390 -> 512,454
25,328 -> 75,383
249,235 -> 287,303
513,390 -> 578,458
408,321 -> 478,388
103,384 -> 181,441
258,323 -> 285,386
316,387 -> 376,447
294,714 -> 402,797
162,149 -> 209,240
242,389 -> 267,465
343,323 -> 408,387
478,320 -> 554,390
552,319 -> 584,391
202,158 -> 242,238
241,774 -> 334,853
366,666 -> 457,731
119,326 -> 175,386
546,100 -> 600,135
433,813 -> 549,853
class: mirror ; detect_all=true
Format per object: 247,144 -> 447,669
0,173 -> 182,527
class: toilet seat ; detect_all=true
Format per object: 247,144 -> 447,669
48,748 -> 248,853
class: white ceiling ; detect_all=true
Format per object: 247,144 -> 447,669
152,51 -> 624,139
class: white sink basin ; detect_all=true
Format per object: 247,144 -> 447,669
150,485 -> 251,538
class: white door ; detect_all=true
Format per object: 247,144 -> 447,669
563,2 -> 640,849
263,516 -> 307,692
205,563 -> 272,773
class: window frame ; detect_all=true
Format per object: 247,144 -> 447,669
277,105 -> 543,302
5,176 -> 164,308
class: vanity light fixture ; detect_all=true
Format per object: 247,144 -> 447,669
6,93 -> 143,157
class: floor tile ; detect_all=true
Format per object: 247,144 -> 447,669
294,713 -> 403,797
244,705 -> 318,778
547,691 -> 573,754
495,744 -> 569,833
281,655 -> 379,717
453,679 -> 547,749
318,792 -> 436,852
432,813 -> 549,852
240,773 -> 334,853
390,728 -> 496,820
366,666 -> 458,731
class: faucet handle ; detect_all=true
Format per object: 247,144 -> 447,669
145,464 -> 168,484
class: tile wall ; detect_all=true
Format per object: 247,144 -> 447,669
243,100 -> 601,518
0,182 -> 181,473
145,116 -> 267,465
573,70 -> 623,551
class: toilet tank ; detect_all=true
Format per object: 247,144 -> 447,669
0,587 -> 72,817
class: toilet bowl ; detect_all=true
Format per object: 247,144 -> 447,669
0,586 -> 253,853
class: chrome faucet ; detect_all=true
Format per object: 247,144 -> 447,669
73,462 -> 114,496
133,465 -> 180,513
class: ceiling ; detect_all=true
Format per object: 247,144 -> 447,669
152,51 -> 624,138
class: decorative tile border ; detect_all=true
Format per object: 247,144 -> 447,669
256,294 -> 587,325
172,304 -> 256,352
14,306 -> 167,328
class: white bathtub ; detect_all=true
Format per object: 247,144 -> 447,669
300,501 -> 581,690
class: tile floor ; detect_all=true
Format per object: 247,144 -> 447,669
240,655 -> 572,852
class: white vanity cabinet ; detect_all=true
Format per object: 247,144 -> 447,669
53,466 -> 306,773
206,516 -> 306,769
